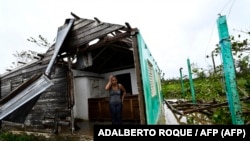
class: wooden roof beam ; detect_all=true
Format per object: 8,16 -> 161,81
71,12 -> 80,19
77,28 -> 138,54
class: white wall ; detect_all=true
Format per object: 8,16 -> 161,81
73,77 -> 90,120
72,70 -> 107,120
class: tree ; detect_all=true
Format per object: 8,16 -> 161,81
8,35 -> 52,70
206,31 -> 250,76
27,34 -> 52,47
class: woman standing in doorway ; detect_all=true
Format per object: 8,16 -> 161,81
105,75 -> 126,125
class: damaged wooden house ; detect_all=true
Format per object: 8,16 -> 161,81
0,13 -> 163,134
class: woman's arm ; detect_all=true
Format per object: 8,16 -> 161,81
105,75 -> 113,91
120,84 -> 126,103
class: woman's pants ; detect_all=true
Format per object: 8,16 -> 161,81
109,102 -> 123,125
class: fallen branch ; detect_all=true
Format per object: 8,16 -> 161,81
183,96 -> 250,114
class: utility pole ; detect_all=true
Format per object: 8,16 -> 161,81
187,58 -> 196,103
179,67 -> 185,97
211,50 -> 216,73
216,15 -> 244,125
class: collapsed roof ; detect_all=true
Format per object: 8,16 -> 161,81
54,13 -> 138,74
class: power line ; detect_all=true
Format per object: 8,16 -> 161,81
227,0 -> 236,19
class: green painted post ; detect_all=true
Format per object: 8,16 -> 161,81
216,15 -> 244,125
187,58 -> 196,103
179,68 -> 185,97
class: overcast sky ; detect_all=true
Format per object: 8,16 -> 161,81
0,0 -> 249,78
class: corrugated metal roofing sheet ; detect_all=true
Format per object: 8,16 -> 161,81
0,74 -> 53,120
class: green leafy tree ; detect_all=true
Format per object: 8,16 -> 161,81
207,31 -> 250,76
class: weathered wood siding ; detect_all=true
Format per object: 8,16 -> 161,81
0,45 -> 69,129
25,67 -> 68,128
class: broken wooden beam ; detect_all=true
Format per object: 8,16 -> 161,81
183,96 -> 250,114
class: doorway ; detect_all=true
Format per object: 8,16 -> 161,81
116,73 -> 132,95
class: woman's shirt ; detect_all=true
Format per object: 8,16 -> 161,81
109,86 -> 122,103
